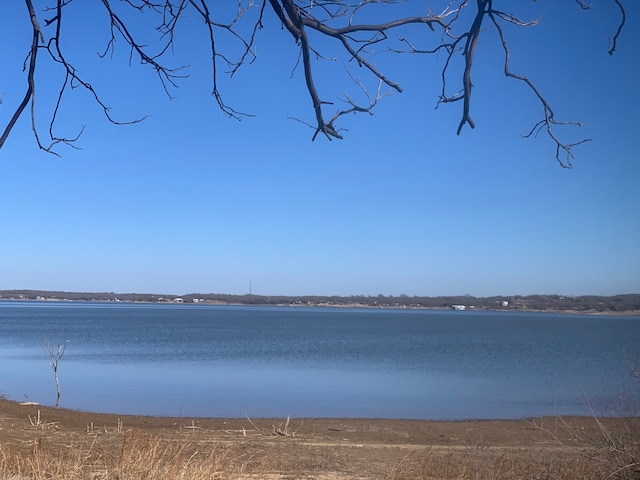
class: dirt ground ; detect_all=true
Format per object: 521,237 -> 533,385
0,397 -> 633,479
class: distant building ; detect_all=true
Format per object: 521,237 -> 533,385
173,298 -> 184,303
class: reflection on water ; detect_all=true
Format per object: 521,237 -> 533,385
0,301 -> 638,419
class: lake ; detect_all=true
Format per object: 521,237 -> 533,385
0,301 -> 638,420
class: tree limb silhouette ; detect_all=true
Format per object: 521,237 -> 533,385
0,0 -> 628,166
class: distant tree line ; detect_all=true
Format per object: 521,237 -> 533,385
1,290 -> 639,313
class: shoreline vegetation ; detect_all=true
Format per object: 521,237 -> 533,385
2,289 -> 640,314
0,397 -> 638,479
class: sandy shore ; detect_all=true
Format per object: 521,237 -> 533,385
1,397 -> 636,479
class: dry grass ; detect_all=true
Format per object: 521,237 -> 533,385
0,430 -> 267,480
0,407 -> 638,479
1,427 -> 636,480
528,414 -> 640,480
389,405 -> 640,480
524,375 -> 640,480
385,444 -> 605,480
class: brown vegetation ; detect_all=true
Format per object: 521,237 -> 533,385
0,398 -> 638,479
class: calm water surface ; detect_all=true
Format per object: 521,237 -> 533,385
0,301 -> 638,419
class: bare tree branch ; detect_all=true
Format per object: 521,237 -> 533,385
455,0 -> 488,135
0,0 -> 40,151
608,0 -> 626,56
0,0 -> 628,164
487,7 -> 590,168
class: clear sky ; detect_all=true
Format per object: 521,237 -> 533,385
1,1 -> 638,297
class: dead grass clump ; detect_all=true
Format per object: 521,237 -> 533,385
0,436 -> 99,480
117,429 -> 261,479
385,443 -> 602,480
532,414 -> 640,480
529,361 -> 640,480
602,415 -> 640,479
0,430 -> 261,480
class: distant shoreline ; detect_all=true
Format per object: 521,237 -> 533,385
1,293 -> 639,315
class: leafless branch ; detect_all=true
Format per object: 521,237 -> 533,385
0,0 -> 628,165
575,0 -> 592,10
488,8 -> 591,168
101,0 -> 188,96
0,0 -> 40,151
455,0 -> 487,135
608,0 -> 626,55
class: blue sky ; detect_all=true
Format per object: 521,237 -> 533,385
1,1 -> 638,297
